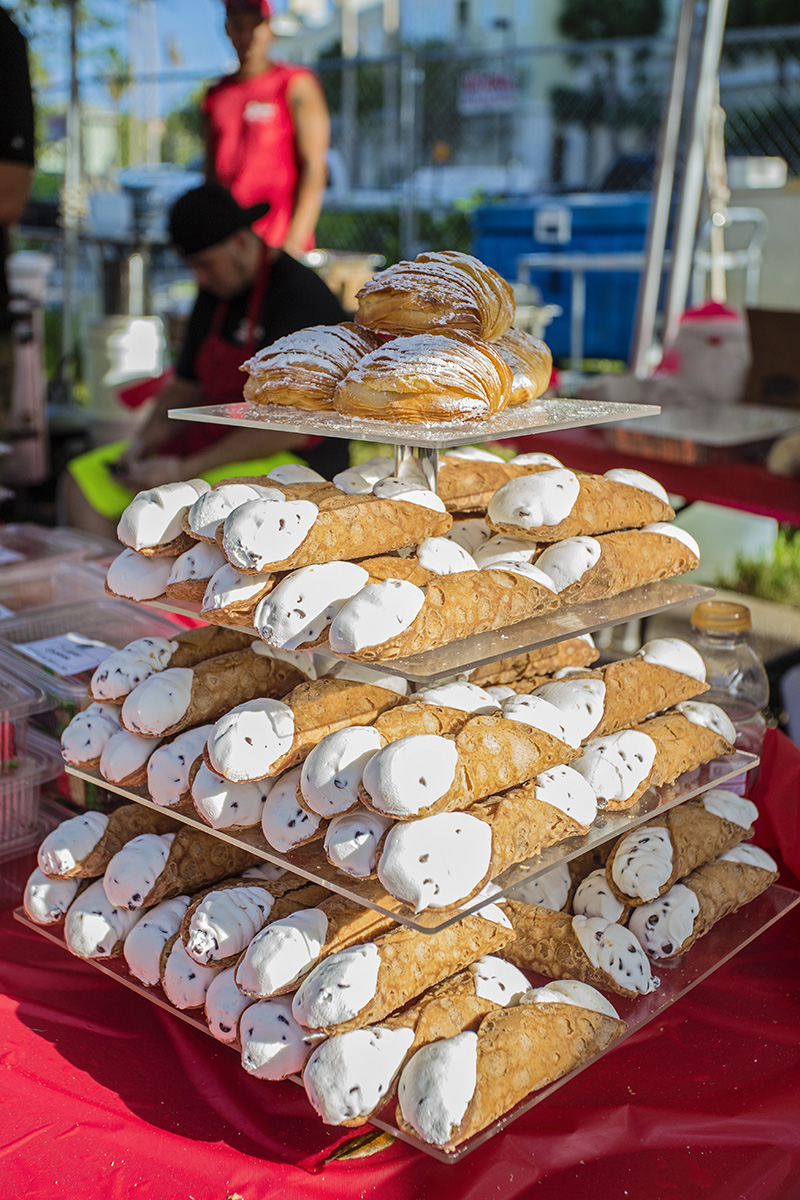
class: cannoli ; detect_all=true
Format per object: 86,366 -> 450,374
190,761 -> 272,831
105,548 -> 178,601
241,321 -> 382,409
466,634 -> 599,689
120,644 -> 308,738
437,449 -> 562,514
535,525 -> 700,605
182,481 -> 287,543
629,845 -> 779,958
531,637 -> 709,744
354,250 -> 515,342
235,887 -> 397,1000
179,875 -> 329,968
303,955 -> 531,1126
395,980 -> 625,1149
571,701 -> 736,811
218,484 -> 451,576
500,903 -> 659,997
444,514 -> 493,555
240,994 -> 324,1080
204,668 -> 408,783
64,878 -> 145,959
323,807 -> 395,878
292,901 -> 514,1035
494,326 -> 553,406
165,541 -> 228,603
117,479 -> 210,556
260,766 -> 327,852
200,563 -> 275,627
159,932 -> 223,1010
90,626 -> 256,703
23,867 -> 83,925
333,455 -> 395,495
472,533 -> 538,569
146,725 -> 214,810
102,824 -> 260,910
61,702 -> 122,768
328,562 -> 558,662
376,765 -> 596,910
487,468 -> 674,543
254,561 -> 372,650
507,860 -> 574,912
123,895 -> 191,985
359,697 -> 583,821
605,788 -> 757,906
38,804 -> 176,879
333,330 -> 512,421
204,965 -> 254,1045
571,870 -> 631,924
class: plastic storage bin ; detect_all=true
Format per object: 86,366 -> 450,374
0,561 -> 109,621
0,663 -> 49,772
0,729 -> 64,863
0,600 -> 184,736
0,523 -> 117,576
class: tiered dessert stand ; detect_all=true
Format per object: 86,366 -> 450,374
15,395 -> 800,1161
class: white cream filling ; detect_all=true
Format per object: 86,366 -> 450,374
639,637 -> 706,683
121,668 -> 195,736
417,537 -> 477,575
333,457 -> 395,495
487,468 -> 581,529
509,860 -> 572,911
235,907 -> 329,997
255,562 -> 370,650
534,537 -> 601,592
304,1025 -> 416,1124
328,579 -> 426,654
61,703 -> 122,764
147,725 -> 213,807
106,549 -> 177,601
473,534 -> 538,569
361,734 -> 458,818
603,468 -> 670,504
268,463 -> 326,484
469,955 -> 530,1006
240,995 -> 320,1080
533,765 -> 598,825
91,638 -> 178,701
202,563 -> 272,613
162,938 -> 221,1009
371,477 -> 447,512
377,811 -> 491,910
699,787 -> 757,830
64,878 -> 144,958
191,762 -> 272,829
261,766 -> 321,852
500,693 -> 583,748
117,479 -> 210,550
324,808 -> 394,877
508,452 -> 562,468
397,1031 -> 477,1146
572,869 -> 628,923
301,725 -> 385,817
533,678 -> 607,742
122,895 -> 190,986
188,483 -> 285,539
23,868 -> 81,925
444,519 -> 492,556
572,914 -> 657,992
205,965 -> 254,1044
719,844 -> 777,871
641,522 -> 700,557
37,811 -> 109,878
99,728 -> 163,784
610,826 -> 674,901
167,542 -> 226,587
222,498 -> 320,571
628,884 -> 700,958
412,681 -> 500,715
292,941 -> 382,1029
571,730 -> 657,804
675,700 -> 736,744
102,832 -> 176,909
186,885 -> 276,965
443,446 -> 503,462
522,979 -> 619,1018
206,698 -> 295,782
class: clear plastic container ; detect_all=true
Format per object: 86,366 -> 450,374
0,662 -> 49,773
0,561 -> 109,621
0,600 -> 184,736
0,523 -> 115,576
0,729 -> 64,863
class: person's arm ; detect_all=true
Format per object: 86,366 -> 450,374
283,72 -> 330,258
183,425 -> 306,477
0,14 -> 34,224
0,162 -> 33,226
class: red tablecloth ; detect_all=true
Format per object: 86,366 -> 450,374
2,732 -> 800,1200
511,427 -> 800,525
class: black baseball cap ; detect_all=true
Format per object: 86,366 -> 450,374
168,183 -> 270,257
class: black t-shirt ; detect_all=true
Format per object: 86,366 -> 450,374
0,9 -> 35,331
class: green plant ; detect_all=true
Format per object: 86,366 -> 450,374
715,527 -> 800,607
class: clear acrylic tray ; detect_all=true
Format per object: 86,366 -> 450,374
168,397 -> 660,449
65,751 -> 757,933
147,580 -> 714,684
14,880 -> 799,1161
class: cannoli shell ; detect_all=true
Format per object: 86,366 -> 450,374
142,826 -> 261,906
568,843 -> 614,887
500,901 -> 645,997
660,855 -> 779,956
135,530 -> 196,559
57,804 -> 178,879
557,528 -> 699,606
299,911 -> 513,1034
342,567 -> 559,662
448,714 -> 578,810
201,579 -> 278,627
396,1000 -> 625,1149
219,492 -> 452,575
437,457 -> 555,514
270,678 -> 406,775
373,702 -> 478,742
467,637 -> 600,687
583,660 -> 709,739
612,710 -> 735,812
361,555 -> 440,587
605,797 -> 753,905
164,577 -> 212,604
169,626 -> 257,668
488,473 -> 674,543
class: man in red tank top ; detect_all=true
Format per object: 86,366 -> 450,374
204,0 -> 330,258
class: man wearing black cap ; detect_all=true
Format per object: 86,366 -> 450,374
63,183 -> 345,535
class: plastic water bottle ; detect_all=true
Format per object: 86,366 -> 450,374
689,600 -> 768,796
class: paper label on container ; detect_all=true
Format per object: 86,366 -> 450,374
0,547 -> 25,565
17,632 -> 114,677
0,603 -> 15,619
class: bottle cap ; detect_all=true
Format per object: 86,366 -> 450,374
691,599 -> 752,634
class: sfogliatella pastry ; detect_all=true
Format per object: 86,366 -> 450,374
117,479 -> 211,556
89,626 -> 256,703
487,467 -> 674,542
395,981 -> 625,1149
606,789 -> 758,906
534,524 -> 700,605
354,250 -> 515,343
494,326 -> 553,406
218,483 -> 450,575
303,956 -> 530,1126
437,448 -> 563,513
333,330 -> 513,422
241,322 -> 381,409
629,844 -> 778,958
